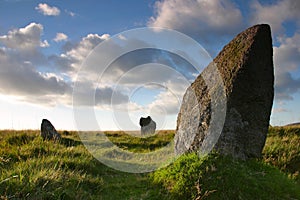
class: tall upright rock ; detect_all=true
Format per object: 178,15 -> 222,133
175,24 -> 274,159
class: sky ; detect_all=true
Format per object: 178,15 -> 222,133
0,0 -> 300,130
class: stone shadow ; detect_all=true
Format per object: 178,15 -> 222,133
59,137 -> 82,147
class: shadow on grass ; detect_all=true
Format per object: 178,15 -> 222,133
104,131 -> 175,153
59,137 -> 82,147
7,134 -> 36,145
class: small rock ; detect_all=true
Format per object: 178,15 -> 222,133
139,116 -> 156,136
63,130 -> 70,136
41,119 -> 61,141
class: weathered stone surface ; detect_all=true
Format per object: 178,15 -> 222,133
175,24 -> 274,159
41,119 -> 61,140
139,116 -> 156,136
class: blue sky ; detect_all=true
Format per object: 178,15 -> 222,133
0,0 -> 300,130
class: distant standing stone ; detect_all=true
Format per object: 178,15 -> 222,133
139,116 -> 156,136
175,24 -> 274,159
41,119 -> 61,141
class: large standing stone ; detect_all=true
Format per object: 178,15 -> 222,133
41,119 -> 61,141
139,116 -> 156,136
175,24 -> 274,159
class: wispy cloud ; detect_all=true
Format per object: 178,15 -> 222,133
250,0 -> 300,35
65,9 -> 76,17
35,3 -> 60,16
272,107 -> 289,113
148,0 -> 244,54
0,23 -> 68,106
53,33 -> 68,42
0,22 -> 49,51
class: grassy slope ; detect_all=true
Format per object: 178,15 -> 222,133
151,126 -> 300,200
263,126 -> 300,182
0,127 -> 299,199
0,130 -> 169,200
151,153 -> 300,200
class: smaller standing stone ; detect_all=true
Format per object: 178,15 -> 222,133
139,116 -> 156,136
41,119 -> 61,141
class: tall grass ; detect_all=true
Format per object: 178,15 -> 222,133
0,130 -> 169,199
263,126 -> 300,182
151,153 -> 300,200
151,126 -> 300,199
1,126 -> 299,199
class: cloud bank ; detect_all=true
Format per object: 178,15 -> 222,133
0,0 -> 299,121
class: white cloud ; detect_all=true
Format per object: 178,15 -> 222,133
235,0 -> 300,102
274,33 -> 300,72
72,82 -> 129,107
146,76 -> 191,115
54,33 -> 68,42
0,23 -> 49,51
0,52 -> 70,105
49,33 -> 111,75
250,0 -> 300,34
147,0 -> 300,105
60,36 -> 195,116
274,33 -> 300,100
66,33 -> 110,63
97,47 -> 198,88
118,34 -> 127,40
110,102 -> 142,112
40,40 -> 50,47
0,23 -> 201,115
272,107 -> 289,113
248,0 -> 300,101
35,3 -> 60,16
148,0 -> 243,38
0,23 -> 70,106
147,89 -> 181,115
65,9 -> 76,17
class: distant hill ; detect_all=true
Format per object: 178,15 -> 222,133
285,122 -> 300,127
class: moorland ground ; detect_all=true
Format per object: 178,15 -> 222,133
0,127 -> 299,199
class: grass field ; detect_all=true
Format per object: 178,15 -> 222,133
151,126 -> 300,199
0,127 -> 299,199
0,130 -> 172,199
263,126 -> 300,183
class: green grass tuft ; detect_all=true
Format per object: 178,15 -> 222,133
0,130 -> 169,200
263,126 -> 300,183
151,153 -> 300,200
